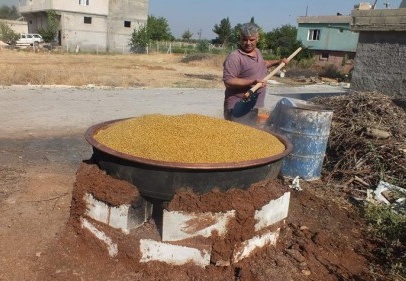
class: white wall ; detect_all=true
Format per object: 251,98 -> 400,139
0,20 -> 28,34
19,0 -> 108,15
61,12 -> 108,52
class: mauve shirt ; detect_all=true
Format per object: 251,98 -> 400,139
222,48 -> 267,110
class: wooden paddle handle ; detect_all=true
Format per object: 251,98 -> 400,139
244,47 -> 302,98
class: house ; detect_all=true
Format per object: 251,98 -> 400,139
296,15 -> 359,73
350,4 -> 406,98
18,0 -> 149,53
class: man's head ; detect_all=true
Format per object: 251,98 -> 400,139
239,22 -> 259,53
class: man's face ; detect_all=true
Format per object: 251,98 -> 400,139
240,34 -> 258,53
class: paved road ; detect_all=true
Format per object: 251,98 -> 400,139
0,84 -> 348,139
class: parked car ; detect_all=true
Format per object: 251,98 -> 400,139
16,33 -> 44,46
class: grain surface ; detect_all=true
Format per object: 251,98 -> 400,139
94,114 -> 285,163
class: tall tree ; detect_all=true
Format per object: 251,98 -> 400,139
147,15 -> 173,41
265,25 -> 300,57
0,5 -> 21,20
212,17 -> 232,46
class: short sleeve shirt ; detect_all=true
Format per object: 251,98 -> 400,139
222,48 -> 267,110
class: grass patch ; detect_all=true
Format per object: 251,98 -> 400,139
364,203 -> 406,278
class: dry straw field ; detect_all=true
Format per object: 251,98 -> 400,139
0,48 -> 225,88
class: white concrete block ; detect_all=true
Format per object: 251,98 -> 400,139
109,204 -> 131,233
233,229 -> 280,263
84,193 -> 109,224
162,209 -> 235,242
139,239 -> 211,267
81,218 -> 118,257
84,193 -> 153,234
254,192 -> 290,232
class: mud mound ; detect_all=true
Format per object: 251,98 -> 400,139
34,162 -> 380,280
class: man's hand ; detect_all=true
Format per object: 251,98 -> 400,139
252,79 -> 266,88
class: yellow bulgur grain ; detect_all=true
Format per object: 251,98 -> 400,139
94,114 -> 285,163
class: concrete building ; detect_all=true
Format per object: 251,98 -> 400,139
350,7 -> 406,98
0,19 -> 28,34
18,0 -> 148,53
296,15 -> 359,73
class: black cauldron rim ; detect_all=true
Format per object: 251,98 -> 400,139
85,118 -> 293,170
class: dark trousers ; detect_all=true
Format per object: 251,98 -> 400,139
224,108 -> 258,127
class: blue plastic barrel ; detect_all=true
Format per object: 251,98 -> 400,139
271,101 -> 333,180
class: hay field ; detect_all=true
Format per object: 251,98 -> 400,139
0,49 -> 225,88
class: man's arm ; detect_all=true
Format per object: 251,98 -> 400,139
266,58 -> 289,68
224,77 -> 264,89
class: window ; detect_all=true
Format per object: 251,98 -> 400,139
320,53 -> 329,60
79,0 -> 89,6
84,17 -> 92,24
124,21 -> 131,28
308,29 -> 321,41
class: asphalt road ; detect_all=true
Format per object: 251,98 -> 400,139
0,84 -> 348,139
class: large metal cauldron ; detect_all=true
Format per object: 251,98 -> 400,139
85,119 -> 293,201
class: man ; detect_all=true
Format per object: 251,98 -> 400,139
222,22 -> 287,126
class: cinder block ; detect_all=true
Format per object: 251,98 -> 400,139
254,192 -> 290,232
139,239 -> 211,267
162,209 -> 235,241
85,193 -> 109,224
109,204 -> 131,231
84,193 -> 152,234
81,218 -> 118,257
233,229 -> 280,263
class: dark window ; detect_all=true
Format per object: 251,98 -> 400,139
84,17 -> 92,24
124,21 -> 131,28
321,53 -> 329,60
308,29 -> 321,41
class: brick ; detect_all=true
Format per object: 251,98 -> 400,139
162,209 -> 235,242
254,192 -> 290,231
233,229 -> 280,263
81,218 -> 118,257
139,239 -> 211,267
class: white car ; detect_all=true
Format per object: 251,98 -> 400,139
16,33 -> 44,46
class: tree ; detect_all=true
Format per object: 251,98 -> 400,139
147,15 -> 173,41
212,17 -> 232,46
0,22 -> 19,45
181,30 -> 193,42
265,25 -> 300,57
129,23 -> 149,53
37,11 -> 59,43
0,5 -> 21,20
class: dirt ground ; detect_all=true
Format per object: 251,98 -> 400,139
0,53 -> 404,281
